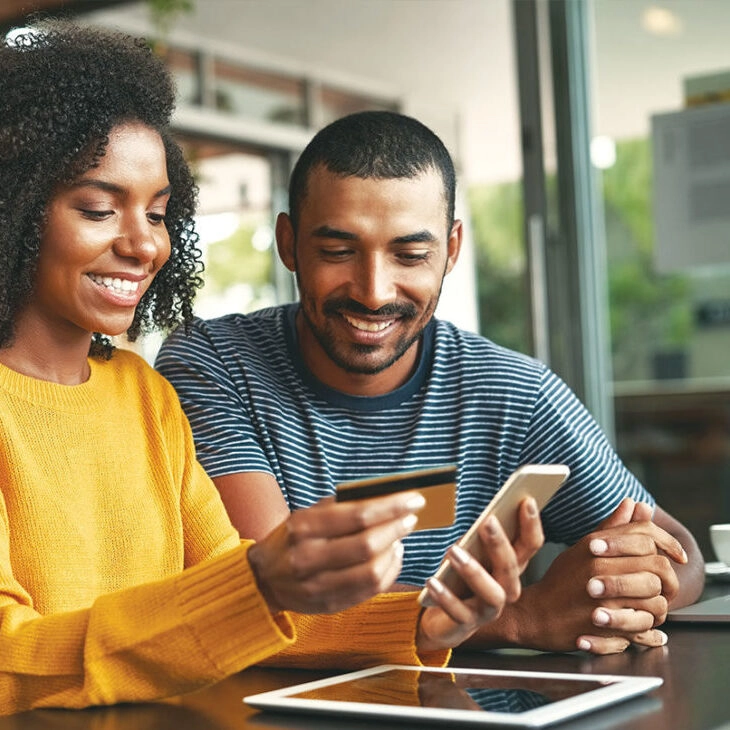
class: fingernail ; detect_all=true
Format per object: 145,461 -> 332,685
590,538 -> 608,555
593,608 -> 610,626
402,514 -> 418,531
587,578 -> 605,597
680,547 -> 688,564
451,544 -> 472,566
405,493 -> 426,511
658,630 -> 668,646
578,638 -> 591,651
526,497 -> 538,517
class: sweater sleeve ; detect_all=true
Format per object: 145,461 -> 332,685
261,592 -> 451,670
0,537 -> 294,715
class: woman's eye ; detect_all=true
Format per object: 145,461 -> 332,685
147,212 -> 167,225
80,209 -> 113,221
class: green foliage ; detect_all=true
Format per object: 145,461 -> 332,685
204,223 -> 272,295
601,138 -> 692,376
600,138 -> 655,257
467,136 -> 693,379
468,182 -> 530,353
145,0 -> 194,35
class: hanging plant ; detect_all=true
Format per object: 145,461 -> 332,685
146,0 -> 195,36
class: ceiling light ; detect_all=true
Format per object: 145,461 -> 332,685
591,136 -> 616,170
641,5 -> 683,37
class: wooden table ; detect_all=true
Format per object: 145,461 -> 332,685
2,586 -> 729,729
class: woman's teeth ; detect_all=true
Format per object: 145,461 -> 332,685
88,274 -> 140,293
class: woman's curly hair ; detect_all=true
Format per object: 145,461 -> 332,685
0,21 -> 203,358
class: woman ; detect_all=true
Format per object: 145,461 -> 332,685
0,22 -> 543,714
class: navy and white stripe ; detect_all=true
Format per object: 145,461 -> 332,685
156,304 -> 652,586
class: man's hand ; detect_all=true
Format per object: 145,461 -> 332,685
416,497 -> 544,653
575,498 -> 687,653
500,498 -> 689,655
247,491 -> 424,614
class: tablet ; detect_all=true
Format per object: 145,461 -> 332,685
244,665 -> 662,728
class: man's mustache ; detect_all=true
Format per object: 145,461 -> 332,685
323,299 -> 418,318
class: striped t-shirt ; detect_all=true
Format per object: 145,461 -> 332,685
156,304 -> 652,586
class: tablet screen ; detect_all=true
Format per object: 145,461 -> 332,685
289,667 -> 614,714
245,664 -> 663,728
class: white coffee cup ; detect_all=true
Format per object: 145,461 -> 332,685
710,524 -> 730,565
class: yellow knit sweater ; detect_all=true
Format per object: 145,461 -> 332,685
0,350 -> 445,715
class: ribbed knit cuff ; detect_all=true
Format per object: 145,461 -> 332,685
176,543 -> 295,676
262,591 -> 450,670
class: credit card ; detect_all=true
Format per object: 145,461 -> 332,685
335,465 -> 457,531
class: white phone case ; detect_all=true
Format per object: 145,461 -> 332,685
418,464 -> 569,606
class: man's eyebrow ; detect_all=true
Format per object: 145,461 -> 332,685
312,225 -> 358,241
393,230 -> 438,244
71,179 -> 172,198
311,226 -> 439,244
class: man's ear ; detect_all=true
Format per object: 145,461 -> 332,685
275,212 -> 296,272
445,219 -> 463,275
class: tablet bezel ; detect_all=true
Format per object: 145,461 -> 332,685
244,664 -> 663,728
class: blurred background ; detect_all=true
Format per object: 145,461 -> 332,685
3,0 -> 729,560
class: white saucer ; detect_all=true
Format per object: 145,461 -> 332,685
705,561 -> 730,581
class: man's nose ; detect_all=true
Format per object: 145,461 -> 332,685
351,255 -> 397,310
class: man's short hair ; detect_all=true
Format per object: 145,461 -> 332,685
288,110 -> 456,232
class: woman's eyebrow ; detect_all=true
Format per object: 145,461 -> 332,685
71,179 -> 172,198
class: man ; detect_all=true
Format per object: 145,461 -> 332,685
157,110 -> 704,655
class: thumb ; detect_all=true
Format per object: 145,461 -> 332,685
630,501 -> 654,523
598,497 -> 636,529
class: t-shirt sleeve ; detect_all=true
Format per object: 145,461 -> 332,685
156,320 -> 275,480
521,368 -> 654,545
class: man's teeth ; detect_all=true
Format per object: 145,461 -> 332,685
343,315 -> 393,332
88,274 -> 140,293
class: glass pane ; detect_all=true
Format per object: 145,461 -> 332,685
213,59 -> 306,124
469,182 -> 530,353
179,135 -> 277,318
319,85 -> 398,127
124,135 -> 277,364
592,0 -> 730,559
161,46 -> 199,106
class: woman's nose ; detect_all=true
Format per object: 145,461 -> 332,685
113,215 -> 163,262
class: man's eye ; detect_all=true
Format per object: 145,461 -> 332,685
322,249 -> 352,259
399,251 -> 430,263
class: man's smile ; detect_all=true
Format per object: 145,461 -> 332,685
342,314 -> 396,332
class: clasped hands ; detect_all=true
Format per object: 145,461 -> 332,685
247,492 -> 544,654
517,497 -> 687,655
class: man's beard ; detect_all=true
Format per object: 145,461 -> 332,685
300,296 -> 428,376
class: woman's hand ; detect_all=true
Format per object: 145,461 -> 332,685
247,491 -> 424,615
416,497 -> 544,652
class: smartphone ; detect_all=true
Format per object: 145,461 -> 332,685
418,463 -> 570,607
335,465 -> 457,531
